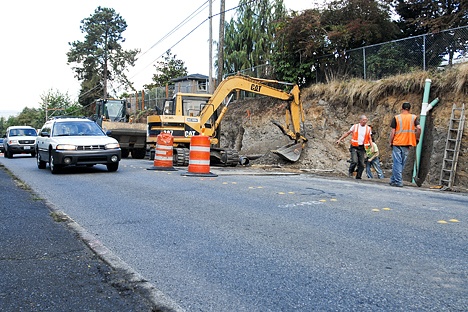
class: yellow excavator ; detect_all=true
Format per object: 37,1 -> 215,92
147,74 -> 307,166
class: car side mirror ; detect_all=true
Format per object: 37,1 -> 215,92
106,130 -> 113,136
41,131 -> 50,137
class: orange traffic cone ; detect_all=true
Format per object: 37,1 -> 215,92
182,134 -> 217,177
147,133 -> 177,171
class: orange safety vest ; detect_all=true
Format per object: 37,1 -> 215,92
393,113 -> 417,146
350,124 -> 371,147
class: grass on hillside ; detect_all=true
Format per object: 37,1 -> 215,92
303,63 -> 468,108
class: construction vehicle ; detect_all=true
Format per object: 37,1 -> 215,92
146,74 -> 308,166
92,98 -> 147,159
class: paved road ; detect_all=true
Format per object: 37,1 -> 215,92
1,155 -> 467,311
0,158 -> 156,311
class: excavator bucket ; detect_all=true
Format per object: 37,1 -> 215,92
272,142 -> 303,162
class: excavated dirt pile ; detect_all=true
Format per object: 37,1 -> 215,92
220,65 -> 468,191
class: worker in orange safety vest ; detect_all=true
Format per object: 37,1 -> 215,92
389,102 -> 421,187
336,115 -> 373,179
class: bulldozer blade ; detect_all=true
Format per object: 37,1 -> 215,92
272,142 -> 303,162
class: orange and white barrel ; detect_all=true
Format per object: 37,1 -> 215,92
147,133 -> 176,171
188,135 -> 211,174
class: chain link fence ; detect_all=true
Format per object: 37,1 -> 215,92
129,26 -> 468,110
229,26 -> 468,84
314,26 -> 468,83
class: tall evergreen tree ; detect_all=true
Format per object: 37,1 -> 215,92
222,0 -> 287,77
67,7 -> 139,106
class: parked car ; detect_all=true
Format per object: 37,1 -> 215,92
0,138 -> 4,153
36,117 -> 121,174
3,126 -> 37,158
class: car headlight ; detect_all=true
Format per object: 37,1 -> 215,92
105,143 -> 120,149
56,144 -> 77,150
8,140 -> 18,145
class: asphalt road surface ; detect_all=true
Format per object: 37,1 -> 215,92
1,155 -> 467,311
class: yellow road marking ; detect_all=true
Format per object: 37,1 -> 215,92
449,219 -> 460,223
372,208 -> 380,212
437,220 -> 448,224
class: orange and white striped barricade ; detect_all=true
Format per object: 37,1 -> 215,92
147,133 -> 177,171
181,134 -> 217,177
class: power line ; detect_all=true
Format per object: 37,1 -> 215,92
139,0 -> 210,58
79,0 -> 260,101
129,0 -> 257,82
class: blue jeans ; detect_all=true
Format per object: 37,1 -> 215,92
390,146 -> 409,186
366,157 -> 384,179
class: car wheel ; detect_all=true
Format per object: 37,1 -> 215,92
6,148 -> 13,158
106,162 -> 119,172
49,154 -> 61,174
37,152 -> 46,169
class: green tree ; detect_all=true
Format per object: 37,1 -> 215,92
67,6 -> 139,106
39,89 -> 84,121
272,9 -> 327,85
0,116 -> 7,134
144,50 -> 188,89
322,0 -> 399,50
222,0 -> 287,77
15,108 -> 43,129
388,0 -> 468,36
387,0 -> 468,67
317,0 -> 399,81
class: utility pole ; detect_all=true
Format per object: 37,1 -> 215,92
217,0 -> 225,88
209,0 -> 213,93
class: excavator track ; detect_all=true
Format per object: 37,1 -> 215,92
223,149 -> 239,167
174,148 -> 190,166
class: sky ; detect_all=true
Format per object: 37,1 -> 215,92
0,0 -> 315,118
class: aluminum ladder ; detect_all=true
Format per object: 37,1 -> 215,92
439,104 -> 465,187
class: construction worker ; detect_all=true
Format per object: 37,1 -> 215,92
365,134 -> 384,179
389,102 -> 421,187
336,115 -> 373,179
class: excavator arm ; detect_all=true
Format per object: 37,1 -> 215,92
185,75 -> 307,161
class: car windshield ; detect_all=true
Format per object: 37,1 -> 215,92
53,121 -> 105,137
9,128 -> 37,136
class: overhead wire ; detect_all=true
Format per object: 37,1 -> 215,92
128,0 -> 258,82
138,0 -> 211,59
73,0 -> 260,106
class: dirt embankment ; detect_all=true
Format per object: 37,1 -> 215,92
221,65 -> 468,191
